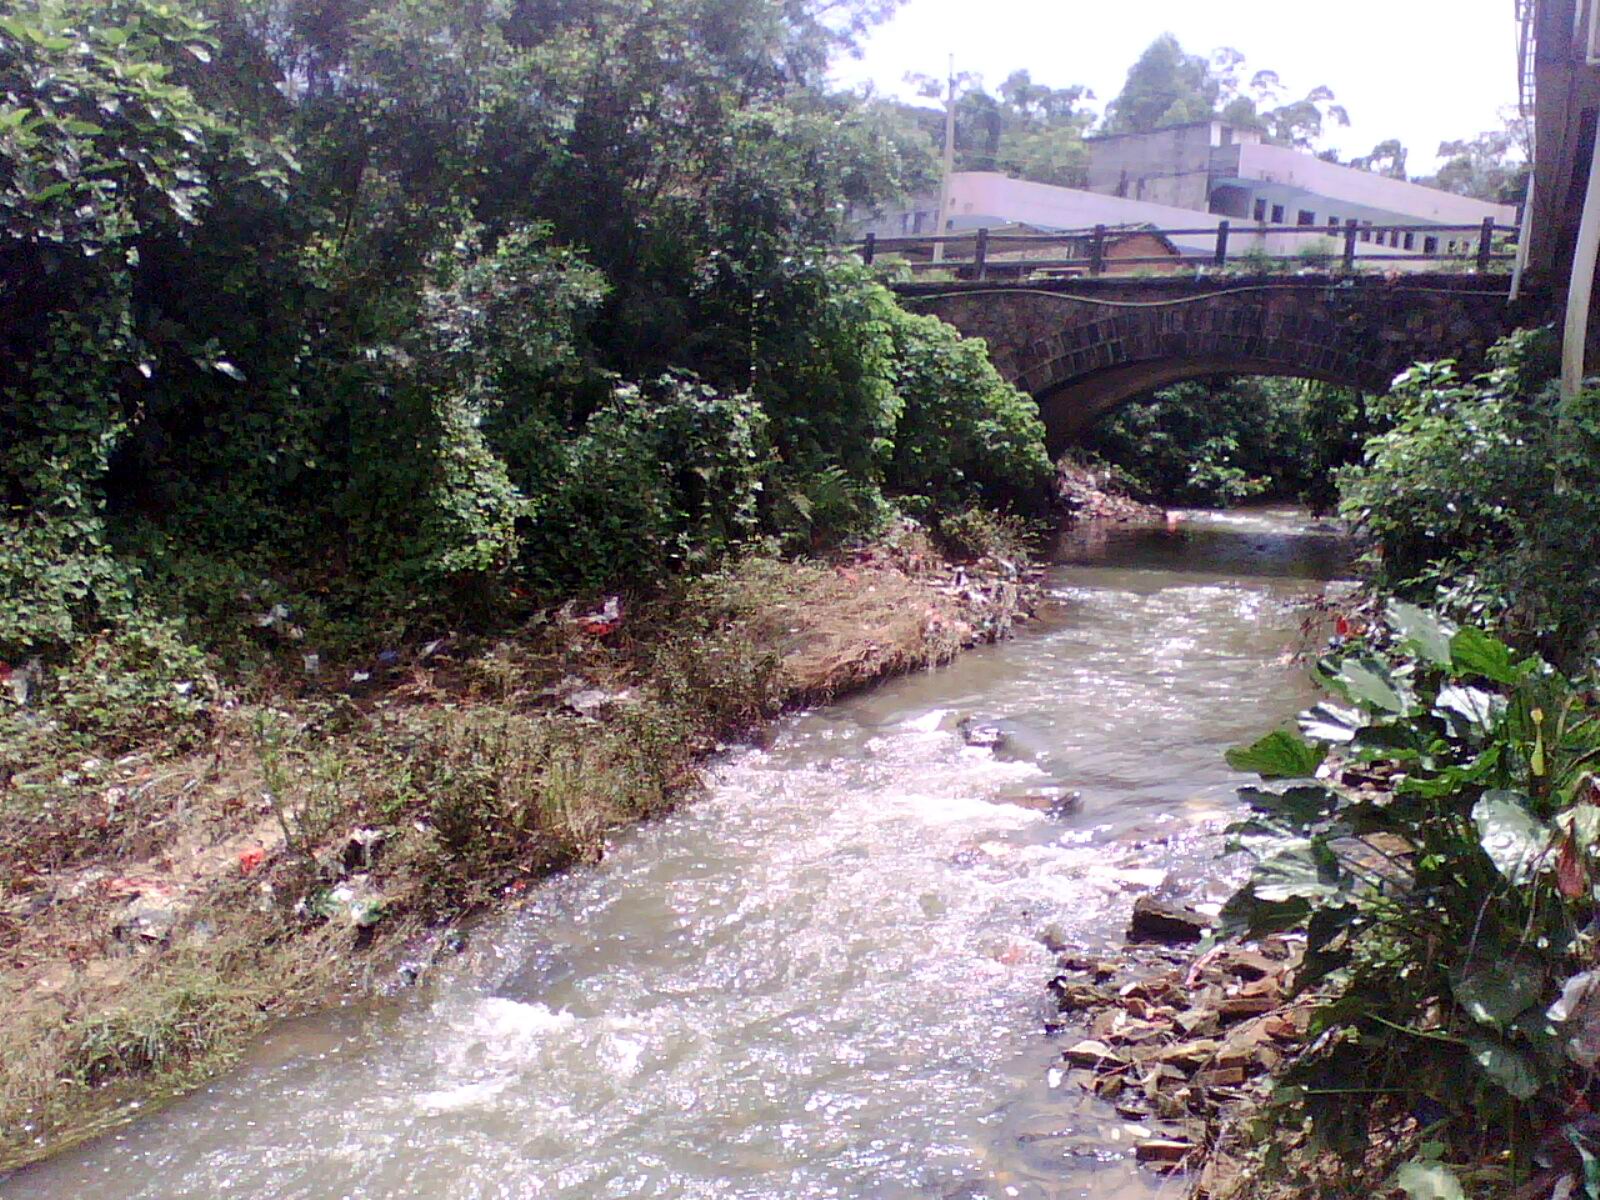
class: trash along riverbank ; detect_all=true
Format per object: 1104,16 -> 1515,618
0,521 -> 1041,1171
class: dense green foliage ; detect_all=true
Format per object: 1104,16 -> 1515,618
1339,329 -> 1600,667
932,69 -> 1096,188
1102,34 -> 1349,150
1215,330 -> 1600,1194
0,0 -> 1051,755
1082,376 -> 1370,510
1225,606 -> 1600,1195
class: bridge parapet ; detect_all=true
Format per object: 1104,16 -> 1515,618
860,221 -> 1517,282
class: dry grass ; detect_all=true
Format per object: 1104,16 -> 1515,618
0,543 -> 1037,1170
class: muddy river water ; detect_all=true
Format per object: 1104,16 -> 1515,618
4,508 -> 1347,1200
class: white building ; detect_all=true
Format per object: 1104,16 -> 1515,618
856,120 -> 1517,267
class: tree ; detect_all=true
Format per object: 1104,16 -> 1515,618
1102,33 -> 1217,134
1423,113 -> 1530,203
1103,35 -> 1349,151
1349,138 -> 1410,180
900,67 -> 1094,187
1207,46 -> 1350,148
994,69 -> 1093,186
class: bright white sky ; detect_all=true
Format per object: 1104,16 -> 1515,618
833,0 -> 1521,174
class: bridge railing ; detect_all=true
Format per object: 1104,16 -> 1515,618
851,218 -> 1520,282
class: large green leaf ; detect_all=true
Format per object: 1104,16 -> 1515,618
1300,701 -> 1365,744
1394,1161 -> 1466,1200
1434,684 -> 1505,736
1226,731 -> 1326,779
1399,745 -> 1503,799
1450,957 -> 1545,1029
1466,1034 -> 1544,1100
1351,721 -> 1427,761
1217,888 -> 1313,939
1389,600 -> 1455,667
1238,784 -> 1339,828
1333,656 -> 1411,714
1252,839 -> 1347,903
1451,626 -> 1518,684
1472,790 -> 1552,884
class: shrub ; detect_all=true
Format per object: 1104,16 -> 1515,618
883,305 -> 1053,511
517,375 -> 769,594
934,508 -> 1039,563
1222,604 -> 1600,1191
1339,328 -> 1597,663
1085,376 -> 1369,510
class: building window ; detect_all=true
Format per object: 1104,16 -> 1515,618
1361,222 -> 1373,243
912,211 -> 926,234
1390,231 -> 1401,247
1253,197 -> 1268,221
1297,209 -> 1316,226
1328,217 -> 1340,233
1448,240 -> 1458,254
1403,232 -> 1415,250
899,212 -> 911,235
1424,236 -> 1439,254
1271,204 -> 1285,224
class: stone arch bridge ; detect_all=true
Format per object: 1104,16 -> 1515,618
896,276 -> 1537,454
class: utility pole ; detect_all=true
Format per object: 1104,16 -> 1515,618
932,54 -> 955,264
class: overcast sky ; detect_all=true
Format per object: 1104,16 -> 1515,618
833,0 -> 1522,174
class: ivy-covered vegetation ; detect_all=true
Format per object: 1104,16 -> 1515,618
1216,332 -> 1600,1196
0,0 -> 1052,766
1081,376 -> 1371,511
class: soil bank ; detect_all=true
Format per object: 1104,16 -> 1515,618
0,522 -> 1041,1172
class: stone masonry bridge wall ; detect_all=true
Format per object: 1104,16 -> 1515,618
896,275 -> 1536,454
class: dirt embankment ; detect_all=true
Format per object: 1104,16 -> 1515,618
0,524 -> 1043,1171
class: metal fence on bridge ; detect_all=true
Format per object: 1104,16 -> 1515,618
852,218 -> 1520,283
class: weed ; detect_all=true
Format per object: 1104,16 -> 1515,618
934,507 -> 1040,563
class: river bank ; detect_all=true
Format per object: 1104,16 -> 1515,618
5,508 -> 1344,1199
0,520 -> 1043,1172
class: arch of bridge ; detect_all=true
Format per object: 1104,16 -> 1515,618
897,276 -> 1523,453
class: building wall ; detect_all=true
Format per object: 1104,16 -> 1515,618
1084,121 -> 1269,210
1083,123 -> 1223,209
946,173 -> 1224,254
850,194 -> 942,240
1216,142 -> 1518,227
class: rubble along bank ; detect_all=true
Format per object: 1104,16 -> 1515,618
1046,905 -> 1311,1198
0,526 -> 1042,1173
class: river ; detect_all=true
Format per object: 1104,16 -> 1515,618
3,508 -> 1346,1200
